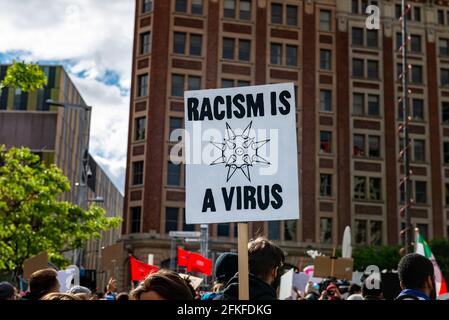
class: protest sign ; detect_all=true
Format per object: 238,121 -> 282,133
23,252 -> 48,280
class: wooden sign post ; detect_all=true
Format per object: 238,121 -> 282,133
238,223 -> 249,300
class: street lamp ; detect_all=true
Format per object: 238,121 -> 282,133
47,99 -> 93,266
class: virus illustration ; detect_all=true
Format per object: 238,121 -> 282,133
210,121 -> 270,182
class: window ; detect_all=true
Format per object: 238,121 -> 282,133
191,0 -> 203,15
239,0 -> 251,20
165,207 -> 178,233
320,49 -> 331,70
286,5 -> 298,26
142,0 -> 152,13
167,162 -> 181,186
414,139 -> 425,162
239,40 -> 251,61
284,220 -> 296,241
439,39 -> 449,56
137,74 -> 148,97
369,177 -> 381,200
320,10 -> 331,31
369,135 -> 380,158
367,30 -> 378,48
238,80 -> 250,87
438,10 -> 445,25
135,117 -> 146,141
352,27 -> 363,46
354,176 -> 366,200
367,60 -> 378,79
444,142 -> 449,164
352,0 -> 359,14
320,131 -> 332,154
271,3 -> 282,24
411,35 -> 421,53
270,43 -> 282,65
223,38 -> 235,59
443,102 -> 449,123
217,224 -> 230,237
140,32 -> 151,55
188,75 -> 201,90
171,74 -> 184,97
413,7 -> 421,22
130,207 -> 142,233
190,34 -> 202,56
396,32 -> 403,50
441,69 -> 449,86
411,65 -> 423,84
320,174 -> 332,197
132,161 -> 144,185
370,221 -> 382,245
445,183 -> 449,205
174,32 -> 186,54
222,79 -> 234,88
13,88 -> 26,110
286,45 -> 297,66
415,181 -> 427,204
183,209 -> 195,231
320,90 -> 332,112
175,0 -> 187,12
353,59 -> 364,77
268,221 -> 280,240
367,94 -> 379,116
319,218 -> 332,244
353,93 -> 364,115
224,0 -> 236,18
412,99 -> 424,120
354,134 -> 365,156
355,220 -> 367,244
169,117 -> 183,141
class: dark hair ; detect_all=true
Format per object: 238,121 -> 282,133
348,283 -> 362,295
130,269 -> 194,300
29,268 -> 59,299
116,292 -> 129,301
248,237 -> 285,280
0,282 -> 15,300
398,253 -> 434,290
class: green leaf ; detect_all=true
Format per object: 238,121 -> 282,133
1,61 -> 48,92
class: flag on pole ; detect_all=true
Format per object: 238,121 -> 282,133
177,247 -> 191,267
129,256 -> 159,281
415,229 -> 448,297
187,252 -> 212,276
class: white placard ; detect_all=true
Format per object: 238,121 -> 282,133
184,83 -> 300,224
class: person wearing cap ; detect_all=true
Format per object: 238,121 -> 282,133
319,283 -> 342,300
0,282 -> 17,300
201,252 -> 238,300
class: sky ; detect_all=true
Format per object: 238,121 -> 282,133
0,0 -> 136,193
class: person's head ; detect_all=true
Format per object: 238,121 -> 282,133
304,282 -> 320,299
67,285 -> 92,300
40,293 -> 81,301
398,253 -> 436,299
29,268 -> 60,299
214,252 -> 238,286
325,284 -> 340,300
348,283 -> 362,295
130,269 -> 194,300
361,274 -> 383,300
0,282 -> 16,300
248,237 -> 285,285
116,292 -> 129,301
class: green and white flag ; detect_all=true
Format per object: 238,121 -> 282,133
415,229 -> 448,297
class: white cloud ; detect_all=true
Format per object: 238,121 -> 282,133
0,0 -> 136,192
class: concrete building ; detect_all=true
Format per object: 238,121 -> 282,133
0,65 -> 124,289
122,0 -> 449,285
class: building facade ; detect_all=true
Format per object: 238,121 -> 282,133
122,0 -> 449,279
0,65 -> 124,289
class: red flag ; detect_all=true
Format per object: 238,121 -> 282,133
130,256 -> 159,281
187,252 -> 212,276
177,247 -> 190,267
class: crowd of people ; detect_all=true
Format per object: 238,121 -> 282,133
0,237 -> 439,301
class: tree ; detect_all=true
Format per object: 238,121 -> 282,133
0,60 -> 47,93
0,146 -> 121,271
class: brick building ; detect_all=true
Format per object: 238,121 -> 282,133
121,0 -> 449,284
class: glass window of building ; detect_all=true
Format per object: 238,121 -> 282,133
135,117 -> 146,141
411,34 -> 422,53
183,209 -> 195,231
441,69 -> 449,86
284,220 -> 296,241
286,45 -> 297,66
239,0 -> 251,20
412,99 -> 424,120
438,10 -> 445,25
130,207 -> 142,233
370,221 -> 382,245
354,176 -> 366,200
443,102 -> 449,123
320,131 -> 332,154
367,30 -> 378,48
367,60 -> 379,79
444,142 -> 449,164
271,3 -> 282,24
415,181 -> 427,204
224,0 -> 236,18
165,207 -> 179,233
353,93 -> 364,115
174,32 -> 186,54
169,117 -> 183,141
320,174 -> 332,197
190,34 -> 202,56
167,162 -> 181,186
238,40 -> 251,61
171,74 -> 184,97
414,139 -> 425,162
411,65 -> 423,84
355,220 -> 367,244
319,218 -> 332,244
352,27 -> 363,46
319,10 -> 331,31
367,94 -> 379,116
270,43 -> 282,65
439,39 -> 449,56
223,38 -> 235,59
286,5 -> 298,26
175,0 -> 187,12
320,49 -> 331,70
132,161 -> 144,185
140,32 -> 151,55
142,0 -> 153,13
191,0 -> 203,15
268,221 -> 280,240
369,177 -> 381,200
353,134 -> 365,156
137,74 -> 148,97
320,90 -> 332,112
368,135 -> 380,158
353,59 -> 364,77
217,224 -> 230,237
188,76 -> 201,90
222,79 -> 234,88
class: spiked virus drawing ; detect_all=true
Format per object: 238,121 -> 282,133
210,122 -> 270,182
